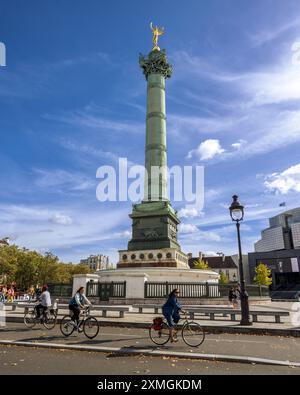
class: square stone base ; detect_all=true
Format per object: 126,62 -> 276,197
117,248 -> 189,269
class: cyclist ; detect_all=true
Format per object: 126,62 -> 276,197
162,288 -> 186,342
68,286 -> 91,329
36,285 -> 51,321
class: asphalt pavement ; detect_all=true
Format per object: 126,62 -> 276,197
1,322 -> 300,368
1,344 -> 299,375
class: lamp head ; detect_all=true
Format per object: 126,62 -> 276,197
229,195 -> 244,222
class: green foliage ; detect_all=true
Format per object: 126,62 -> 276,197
253,262 -> 272,286
0,244 -> 92,290
219,270 -> 229,284
194,259 -> 210,270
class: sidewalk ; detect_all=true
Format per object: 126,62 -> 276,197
2,306 -> 300,337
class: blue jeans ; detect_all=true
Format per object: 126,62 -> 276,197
162,308 -> 180,328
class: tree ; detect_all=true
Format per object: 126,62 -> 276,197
37,252 -> 60,285
0,244 -> 18,283
219,270 -> 229,284
253,262 -> 272,286
194,259 -> 210,270
70,263 -> 92,276
0,244 -> 94,289
14,250 -> 40,290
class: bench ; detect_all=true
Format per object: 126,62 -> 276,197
188,308 -> 290,323
91,305 -> 130,318
132,304 -> 290,324
6,302 -> 129,319
57,304 -> 129,318
133,304 -> 162,314
251,310 -> 290,323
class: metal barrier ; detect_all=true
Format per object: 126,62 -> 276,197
144,282 -> 269,298
86,281 -> 126,300
47,283 -> 72,297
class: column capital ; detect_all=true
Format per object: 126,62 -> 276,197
139,49 -> 172,80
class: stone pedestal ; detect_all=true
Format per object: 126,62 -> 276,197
117,248 -> 189,269
97,268 -> 219,300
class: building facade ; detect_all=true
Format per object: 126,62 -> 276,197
255,208 -> 300,252
250,208 -> 300,291
80,254 -> 110,271
188,252 -> 239,283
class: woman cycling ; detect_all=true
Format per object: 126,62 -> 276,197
69,286 -> 91,328
162,288 -> 186,342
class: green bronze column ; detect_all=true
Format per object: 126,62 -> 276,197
139,50 -> 172,201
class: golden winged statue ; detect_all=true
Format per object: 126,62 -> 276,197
150,22 -> 164,51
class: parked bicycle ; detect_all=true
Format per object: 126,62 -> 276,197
24,305 -> 57,330
149,312 -> 205,347
60,305 -> 99,339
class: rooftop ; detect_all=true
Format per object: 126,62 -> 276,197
188,256 -> 238,269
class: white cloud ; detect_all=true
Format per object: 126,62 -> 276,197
45,109 -> 143,134
178,207 -> 201,218
172,49 -> 300,162
113,230 -> 131,239
203,251 -> 219,257
264,163 -> 300,194
231,139 -> 247,150
34,168 -> 95,192
178,224 -> 198,234
0,203 -> 128,255
187,139 -> 225,161
50,213 -> 73,226
201,231 -> 221,242
59,139 -> 137,168
249,18 -> 300,47
169,113 -> 238,136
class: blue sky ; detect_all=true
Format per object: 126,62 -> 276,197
1,0 -> 300,264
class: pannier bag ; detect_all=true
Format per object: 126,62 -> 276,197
153,317 -> 163,330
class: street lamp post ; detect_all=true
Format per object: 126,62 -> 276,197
229,195 -> 252,326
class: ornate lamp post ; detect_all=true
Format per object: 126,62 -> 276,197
229,195 -> 252,326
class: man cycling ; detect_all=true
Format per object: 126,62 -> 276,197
69,286 -> 91,329
36,285 -> 51,321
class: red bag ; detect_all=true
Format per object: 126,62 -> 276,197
153,317 -> 163,330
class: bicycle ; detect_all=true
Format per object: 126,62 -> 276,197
149,312 -> 205,347
60,305 -> 99,339
24,305 -> 57,330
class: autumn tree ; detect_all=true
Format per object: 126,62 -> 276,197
194,259 -> 210,270
254,262 -> 272,286
219,270 -> 229,284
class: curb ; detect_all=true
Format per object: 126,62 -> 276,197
4,316 -> 300,337
1,339 -> 300,368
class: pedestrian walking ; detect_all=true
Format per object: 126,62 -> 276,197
228,286 -> 238,309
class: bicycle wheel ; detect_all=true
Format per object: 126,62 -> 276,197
149,322 -> 170,346
43,312 -> 57,330
60,315 -> 75,337
24,311 -> 36,329
182,321 -> 205,347
83,316 -> 99,339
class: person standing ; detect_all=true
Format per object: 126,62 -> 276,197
7,285 -> 15,302
228,287 -> 236,307
28,286 -> 35,301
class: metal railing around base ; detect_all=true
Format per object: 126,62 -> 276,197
144,282 -> 269,298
